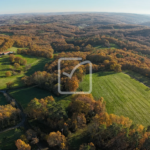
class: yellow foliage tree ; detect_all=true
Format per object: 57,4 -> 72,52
15,139 -> 31,150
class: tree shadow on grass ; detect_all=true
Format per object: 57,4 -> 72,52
9,85 -> 71,109
12,76 -> 24,87
0,57 -> 10,65
124,70 -> 150,89
25,58 -> 51,76
97,71 -> 117,77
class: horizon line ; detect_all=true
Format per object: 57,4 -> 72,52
0,11 -> 150,16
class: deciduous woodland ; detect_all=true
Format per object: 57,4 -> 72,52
1,13 -> 150,150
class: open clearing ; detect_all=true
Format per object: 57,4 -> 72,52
6,47 -> 27,53
94,43 -> 120,49
79,71 -> 150,126
0,47 -> 50,89
0,129 -> 23,150
9,86 -> 71,109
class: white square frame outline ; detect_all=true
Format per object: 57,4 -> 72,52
58,57 -> 92,94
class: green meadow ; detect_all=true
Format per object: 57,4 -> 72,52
79,71 -> 150,126
0,47 -> 50,89
9,86 -> 71,109
0,129 -> 23,150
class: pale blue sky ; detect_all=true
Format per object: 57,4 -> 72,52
0,0 -> 150,15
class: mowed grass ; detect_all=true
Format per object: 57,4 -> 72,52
79,71 -> 150,126
0,129 -> 23,150
9,86 -> 71,109
0,47 -> 51,89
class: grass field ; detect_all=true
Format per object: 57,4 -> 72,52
0,47 -> 51,89
23,20 -> 30,24
94,43 -> 119,49
125,70 -> 150,88
0,93 -> 7,105
79,71 -> 150,126
9,86 -> 71,109
0,129 -> 23,150
0,32 -> 14,36
6,47 -> 27,53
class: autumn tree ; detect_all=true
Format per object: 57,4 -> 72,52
84,44 -> 93,51
6,81 -> 14,89
14,63 -> 20,70
9,54 -> 15,63
74,46 -> 80,51
26,96 -> 67,130
69,100 -> 90,116
14,56 -> 22,64
47,131 -> 67,150
114,64 -> 122,72
65,76 -> 79,92
5,71 -> 12,77
110,64 -> 122,72
15,139 -> 31,150
94,97 -> 106,115
9,54 -> 27,66
26,129 -> 37,141
21,76 -> 33,86
20,59 -> 27,65
103,59 -> 110,65
31,137 -> 39,145
0,104 -> 21,128
69,113 -> 87,130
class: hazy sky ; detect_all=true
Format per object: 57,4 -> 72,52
0,0 -> 150,15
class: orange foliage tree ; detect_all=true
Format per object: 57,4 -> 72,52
5,71 -> 11,77
65,76 -> 79,92
15,139 -> 31,150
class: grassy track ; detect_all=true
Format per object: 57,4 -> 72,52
9,87 -> 71,109
79,71 -> 150,126
0,47 -> 51,89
